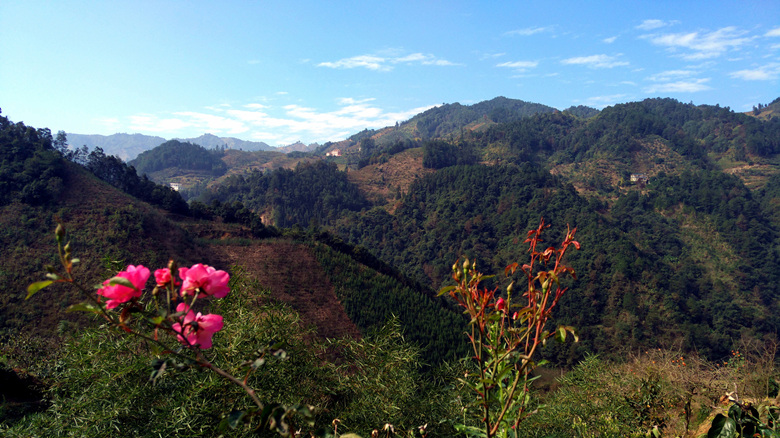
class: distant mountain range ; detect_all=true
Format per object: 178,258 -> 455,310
66,97 -> 595,161
65,132 -> 319,161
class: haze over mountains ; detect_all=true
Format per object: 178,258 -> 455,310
65,132 -> 319,161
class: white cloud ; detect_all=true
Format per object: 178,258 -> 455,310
496,60 -> 539,71
642,27 -> 753,60
173,112 -> 249,134
603,36 -> 618,44
765,27 -> 780,37
505,26 -> 553,36
318,55 -> 389,71
122,98 -> 440,145
729,63 -> 780,80
636,19 -> 675,31
561,54 -> 629,68
646,69 -> 696,82
244,103 -> 267,110
337,97 -> 375,105
318,51 -> 457,71
644,78 -> 711,93
582,94 -> 629,108
94,117 -> 121,132
479,52 -> 506,60
129,115 -> 193,133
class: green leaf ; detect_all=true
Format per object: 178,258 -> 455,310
107,276 -> 138,290
229,410 -> 247,429
707,413 -> 737,438
26,280 -> 53,299
453,423 -> 488,437
66,303 -> 102,314
149,359 -> 168,384
149,316 -> 165,325
438,285 -> 456,296
556,326 -> 567,343
219,410 -> 246,430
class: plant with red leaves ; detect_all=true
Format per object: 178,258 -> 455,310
440,218 -> 580,438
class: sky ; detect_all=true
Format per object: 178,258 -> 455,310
1,1 -> 779,147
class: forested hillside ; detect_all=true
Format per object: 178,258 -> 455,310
180,97 -> 780,364
200,161 -> 371,228
129,139 -> 228,177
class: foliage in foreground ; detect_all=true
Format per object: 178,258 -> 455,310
2,265 -> 454,437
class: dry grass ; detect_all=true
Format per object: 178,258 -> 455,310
619,338 -> 779,437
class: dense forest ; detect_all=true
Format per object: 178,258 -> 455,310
129,139 -> 228,177
198,161 -> 371,228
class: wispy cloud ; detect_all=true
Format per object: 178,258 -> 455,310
644,78 -> 711,93
603,36 -> 618,44
478,52 -> 506,60
636,19 -> 677,31
641,26 -> 753,60
505,26 -> 553,36
318,51 -> 458,71
765,27 -> 780,37
730,63 -> 780,80
646,69 -> 697,82
124,98 -> 436,145
318,55 -> 388,71
496,60 -> 539,72
582,94 -> 629,108
561,54 -> 629,68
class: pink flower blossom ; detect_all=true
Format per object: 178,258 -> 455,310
178,264 -> 230,298
154,268 -> 179,287
97,265 -> 150,309
171,303 -> 223,349
495,297 -> 507,313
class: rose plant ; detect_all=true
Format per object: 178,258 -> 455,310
440,218 -> 579,438
27,224 -> 314,435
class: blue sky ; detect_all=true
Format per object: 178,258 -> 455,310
1,1 -> 779,146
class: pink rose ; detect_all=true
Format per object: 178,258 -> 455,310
178,264 -> 230,298
171,303 -> 223,349
495,297 -> 507,313
97,265 -> 150,309
154,268 -> 180,287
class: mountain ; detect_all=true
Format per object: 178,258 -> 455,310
66,133 -> 166,161
277,141 -> 320,153
313,96 -> 560,158
176,133 -> 274,152
195,96 -> 780,365
66,132 -> 276,162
